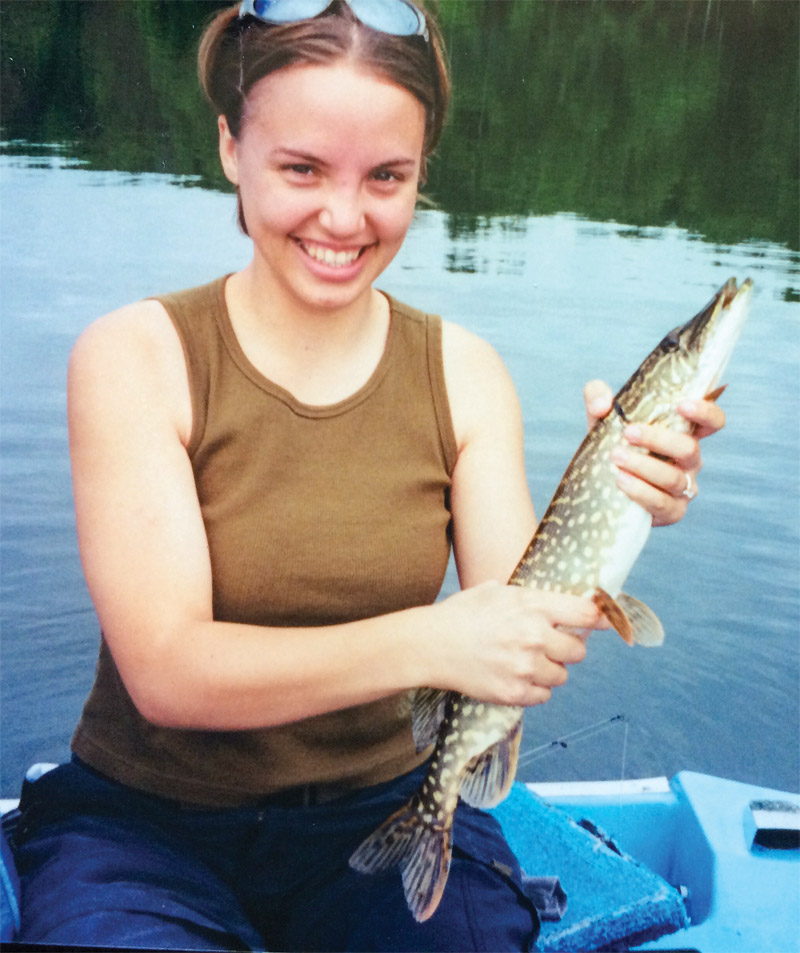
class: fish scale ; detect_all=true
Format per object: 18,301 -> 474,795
350,278 -> 753,922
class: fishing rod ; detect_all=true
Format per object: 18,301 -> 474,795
515,713 -> 628,771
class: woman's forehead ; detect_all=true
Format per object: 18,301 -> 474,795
241,61 -> 426,156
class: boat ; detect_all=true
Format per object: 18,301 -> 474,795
505,771 -> 800,951
1,764 -> 798,951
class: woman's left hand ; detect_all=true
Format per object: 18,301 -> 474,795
582,379 -> 727,527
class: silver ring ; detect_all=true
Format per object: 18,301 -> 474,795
681,471 -> 697,500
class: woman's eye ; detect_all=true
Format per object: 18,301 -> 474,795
371,168 -> 401,184
283,163 -> 315,177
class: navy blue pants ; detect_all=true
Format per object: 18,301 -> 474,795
14,757 -> 540,951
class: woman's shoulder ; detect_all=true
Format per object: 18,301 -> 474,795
386,295 -> 509,383
74,274 -> 227,359
71,297 -> 180,378
69,296 -> 192,444
440,319 -> 524,453
441,319 -> 520,408
440,318 -> 505,370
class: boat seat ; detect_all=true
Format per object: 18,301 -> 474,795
491,782 -> 689,951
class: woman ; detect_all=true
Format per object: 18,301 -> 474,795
15,2 -> 723,950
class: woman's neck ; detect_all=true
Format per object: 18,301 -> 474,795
224,264 -> 391,406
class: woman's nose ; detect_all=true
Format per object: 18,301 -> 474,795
318,186 -> 366,236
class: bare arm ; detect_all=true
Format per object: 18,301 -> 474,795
442,320 -> 537,587
69,303 -> 434,730
438,321 -> 601,705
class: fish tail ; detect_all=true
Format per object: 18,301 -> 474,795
349,798 -> 451,922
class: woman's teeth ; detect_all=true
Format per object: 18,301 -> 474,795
300,242 -> 362,267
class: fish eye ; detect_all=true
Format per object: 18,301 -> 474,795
660,326 -> 682,351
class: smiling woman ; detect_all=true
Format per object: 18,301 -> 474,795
198,0 -> 449,228
11,2 -> 728,951
217,62 -> 425,326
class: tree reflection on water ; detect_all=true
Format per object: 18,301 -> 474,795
1,0 -> 797,249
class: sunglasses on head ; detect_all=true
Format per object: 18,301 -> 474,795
239,0 -> 429,42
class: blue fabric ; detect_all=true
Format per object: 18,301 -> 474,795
1,813 -> 22,941
14,757 -> 540,952
491,783 -> 690,952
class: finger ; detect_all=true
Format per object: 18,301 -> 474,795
521,685 -> 553,708
614,468 -> 689,527
521,587 -> 604,630
678,398 -> 726,440
530,656 -> 570,689
611,444 -> 699,499
623,423 -> 702,471
583,379 -> 613,429
543,629 -> 588,666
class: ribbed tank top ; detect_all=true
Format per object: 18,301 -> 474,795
72,276 -> 458,806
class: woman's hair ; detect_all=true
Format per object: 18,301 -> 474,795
198,0 -> 450,233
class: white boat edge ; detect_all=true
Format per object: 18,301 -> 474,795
527,775 -> 672,799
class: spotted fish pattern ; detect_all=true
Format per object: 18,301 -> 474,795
350,278 -> 752,922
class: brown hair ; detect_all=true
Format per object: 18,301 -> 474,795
198,0 -> 450,233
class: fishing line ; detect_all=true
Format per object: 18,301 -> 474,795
516,713 -> 628,770
619,712 -> 629,784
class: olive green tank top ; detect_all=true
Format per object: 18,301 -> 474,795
72,276 -> 458,807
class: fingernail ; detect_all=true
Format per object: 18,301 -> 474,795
611,447 -> 628,465
590,399 -> 607,415
625,425 -> 642,443
616,471 -> 634,489
679,400 -> 696,414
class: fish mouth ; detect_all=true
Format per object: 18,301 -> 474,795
688,277 -> 752,396
687,277 -> 751,349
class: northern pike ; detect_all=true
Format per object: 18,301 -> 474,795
350,277 -> 753,922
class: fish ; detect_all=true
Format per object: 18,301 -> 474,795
349,277 -> 753,922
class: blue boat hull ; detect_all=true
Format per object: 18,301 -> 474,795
513,771 -> 800,952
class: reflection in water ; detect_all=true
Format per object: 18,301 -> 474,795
2,0 -> 797,248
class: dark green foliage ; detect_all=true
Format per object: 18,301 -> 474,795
2,0 -> 796,247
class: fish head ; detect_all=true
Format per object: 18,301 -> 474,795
616,277 -> 752,426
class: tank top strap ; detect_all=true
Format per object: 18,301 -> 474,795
382,294 -> 458,476
151,275 -> 229,457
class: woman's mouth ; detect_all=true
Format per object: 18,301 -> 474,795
296,239 -> 366,269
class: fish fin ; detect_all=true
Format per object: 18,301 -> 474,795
349,799 -> 452,922
705,383 -> 727,402
593,588 -> 635,644
459,718 -> 523,809
593,588 -> 665,647
616,592 -> 665,647
411,687 -> 449,751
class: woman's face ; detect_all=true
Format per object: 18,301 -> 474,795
219,60 -> 426,315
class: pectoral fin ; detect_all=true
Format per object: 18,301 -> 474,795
411,687 -> 449,751
459,717 -> 523,809
617,592 -> 665,646
593,588 -> 665,647
705,384 -> 727,402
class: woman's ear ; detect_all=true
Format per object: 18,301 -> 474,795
218,115 -> 239,186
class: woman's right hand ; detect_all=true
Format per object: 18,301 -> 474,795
427,581 -> 602,708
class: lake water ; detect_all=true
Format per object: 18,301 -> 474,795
1,151 -> 798,797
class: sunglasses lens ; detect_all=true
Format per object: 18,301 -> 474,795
244,0 -> 427,37
347,0 -> 426,36
250,0 -> 330,23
